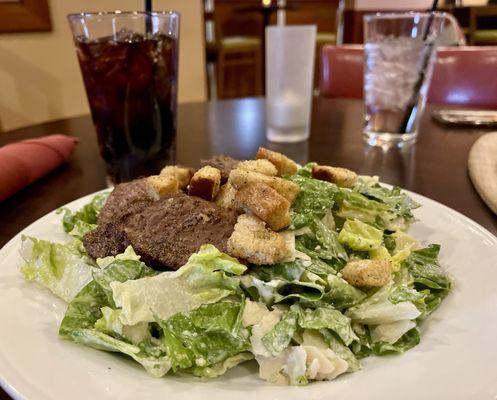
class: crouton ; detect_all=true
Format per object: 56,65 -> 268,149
340,259 -> 392,287
237,159 -> 278,176
256,147 -> 299,176
229,169 -> 300,204
227,214 -> 292,264
215,182 -> 239,210
146,175 -> 179,197
235,183 -> 290,231
160,165 -> 194,189
312,165 -> 358,188
188,166 -> 221,201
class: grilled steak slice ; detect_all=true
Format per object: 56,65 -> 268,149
97,179 -> 159,225
200,155 -> 240,183
83,222 -> 130,260
83,179 -> 158,259
123,193 -> 238,270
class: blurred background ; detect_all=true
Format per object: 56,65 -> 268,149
0,0 -> 496,132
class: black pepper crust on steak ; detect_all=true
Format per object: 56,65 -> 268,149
123,194 -> 238,269
200,155 -> 240,183
97,179 -> 159,225
82,179 -> 158,260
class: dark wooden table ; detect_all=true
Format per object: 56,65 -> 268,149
0,97 -> 496,398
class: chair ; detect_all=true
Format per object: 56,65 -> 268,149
319,45 -> 497,108
204,5 -> 262,99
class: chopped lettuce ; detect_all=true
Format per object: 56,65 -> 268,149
288,165 -> 339,229
353,178 -> 419,224
256,345 -> 348,386
58,249 -> 170,377
323,274 -> 367,309
192,352 -> 254,378
338,219 -> 383,251
335,190 -> 390,225
297,306 -> 358,346
345,283 -> 421,325
295,218 -> 348,263
404,245 -> 450,291
112,245 -> 246,325
57,192 -> 109,238
370,320 -> 417,344
59,250 -> 152,338
20,235 -> 95,302
261,309 -> 298,356
370,327 -> 421,355
156,299 -> 250,373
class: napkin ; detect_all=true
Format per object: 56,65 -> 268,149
468,132 -> 497,215
0,134 -> 78,202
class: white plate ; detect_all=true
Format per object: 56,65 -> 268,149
0,191 -> 496,400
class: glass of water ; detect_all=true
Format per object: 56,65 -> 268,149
266,25 -> 316,143
363,13 -> 446,145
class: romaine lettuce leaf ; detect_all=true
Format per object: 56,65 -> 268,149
59,251 -> 151,338
323,274 -> 367,310
274,280 -> 324,303
317,329 -> 361,371
261,309 -> 298,356
58,251 -> 170,377
370,327 -> 420,355
370,319 -> 417,344
66,328 -> 171,377
404,245 -> 450,291
353,178 -> 419,224
156,299 -> 250,373
112,245 -> 246,325
338,219 -> 383,251
257,345 -> 348,386
287,167 -> 339,229
345,283 -> 421,325
94,306 -> 150,344
335,190 -> 390,224
192,352 -> 254,378
297,306 -> 358,346
20,235 -> 95,302
58,192 -> 109,238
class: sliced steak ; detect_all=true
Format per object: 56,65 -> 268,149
97,179 -> 159,225
83,222 -> 130,260
200,155 -> 240,183
123,193 -> 238,270
83,179 -> 158,259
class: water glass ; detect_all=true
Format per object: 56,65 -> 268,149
266,25 -> 316,143
68,11 -> 179,184
363,12 -> 445,145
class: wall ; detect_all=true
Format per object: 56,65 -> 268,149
0,0 -> 206,132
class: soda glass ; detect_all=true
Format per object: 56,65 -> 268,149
363,13 -> 445,145
67,11 -> 179,183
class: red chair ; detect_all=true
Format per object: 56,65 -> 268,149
320,45 -> 497,108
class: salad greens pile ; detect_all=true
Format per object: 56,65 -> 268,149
20,163 -> 451,385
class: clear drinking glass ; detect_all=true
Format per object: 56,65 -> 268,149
67,11 -> 180,184
266,25 -> 316,143
363,12 -> 445,145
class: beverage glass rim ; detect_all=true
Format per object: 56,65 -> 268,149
67,10 -> 179,21
363,11 -> 446,22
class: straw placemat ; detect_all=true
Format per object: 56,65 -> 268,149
468,132 -> 497,215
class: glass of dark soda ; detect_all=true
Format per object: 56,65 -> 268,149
67,11 -> 179,184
